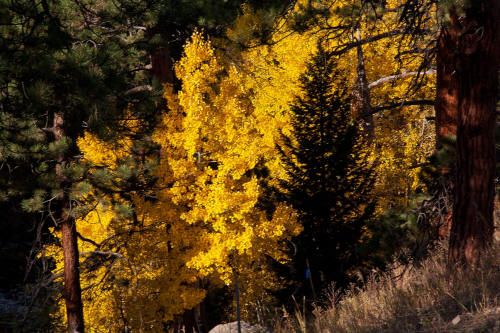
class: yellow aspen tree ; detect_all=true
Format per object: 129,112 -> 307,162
152,32 -> 301,316
44,2 -> 438,328
224,1 -> 436,214
47,128 -> 206,332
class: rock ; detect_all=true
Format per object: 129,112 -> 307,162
208,321 -> 266,333
451,315 -> 461,325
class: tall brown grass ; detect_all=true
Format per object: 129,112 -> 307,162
274,241 -> 500,333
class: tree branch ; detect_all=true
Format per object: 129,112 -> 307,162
80,250 -> 139,278
365,99 -> 434,116
368,69 -> 436,89
80,250 -> 124,258
77,232 -> 99,247
41,126 -> 58,137
329,30 -> 401,56
327,27 -> 433,56
124,85 -> 152,96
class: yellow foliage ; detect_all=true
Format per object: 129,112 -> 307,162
47,2 -> 437,329
49,130 -> 207,332
153,33 -> 301,313
226,0 -> 436,212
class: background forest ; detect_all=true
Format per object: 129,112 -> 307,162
0,0 -> 499,332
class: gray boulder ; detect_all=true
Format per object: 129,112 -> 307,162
208,321 -> 267,333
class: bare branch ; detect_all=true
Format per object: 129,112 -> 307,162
129,64 -> 152,74
80,250 -> 140,282
365,99 -> 434,116
41,126 -> 58,137
77,232 -> 99,247
368,69 -> 436,89
124,85 -> 152,96
80,250 -> 124,258
328,29 -> 430,56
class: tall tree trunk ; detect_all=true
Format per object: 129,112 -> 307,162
434,27 -> 460,239
147,25 -> 175,85
351,31 -> 374,142
151,46 -> 174,84
54,113 -> 85,333
448,2 -> 500,266
60,210 -> 84,333
435,28 -> 459,145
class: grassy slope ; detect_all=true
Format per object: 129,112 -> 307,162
277,234 -> 500,332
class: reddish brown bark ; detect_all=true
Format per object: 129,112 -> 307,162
434,28 -> 459,239
151,46 -> 174,84
54,113 -> 85,333
147,26 -> 175,85
447,2 -> 500,266
60,211 -> 85,333
435,28 -> 459,145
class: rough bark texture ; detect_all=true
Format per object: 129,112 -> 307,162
54,113 -> 85,333
448,2 -> 500,266
151,46 -> 174,84
147,25 -> 175,85
60,211 -> 84,333
434,28 -> 460,239
435,28 -> 459,145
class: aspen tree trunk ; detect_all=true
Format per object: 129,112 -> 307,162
54,113 -> 85,333
235,273 -> 241,333
351,31 -> 374,141
447,2 -> 500,266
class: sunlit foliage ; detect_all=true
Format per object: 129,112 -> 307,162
153,32 -> 301,314
44,1 -> 436,329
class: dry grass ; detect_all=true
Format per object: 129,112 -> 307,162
275,241 -> 500,333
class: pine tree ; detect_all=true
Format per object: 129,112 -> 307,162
1,1 -> 296,330
398,0 -> 499,266
278,45 -> 377,300
441,1 -> 499,266
0,1 -> 160,331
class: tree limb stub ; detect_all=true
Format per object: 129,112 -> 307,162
368,69 -> 436,89
124,85 -> 153,96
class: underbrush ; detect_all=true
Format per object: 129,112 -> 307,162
275,241 -> 500,332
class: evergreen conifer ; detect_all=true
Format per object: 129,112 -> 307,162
278,45 -> 377,300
